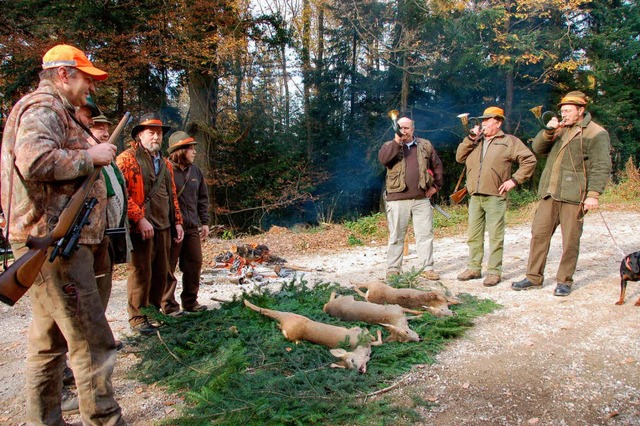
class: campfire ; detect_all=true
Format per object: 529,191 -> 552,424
205,243 -> 314,286
213,243 -> 279,276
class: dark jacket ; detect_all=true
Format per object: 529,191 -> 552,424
379,138 -> 443,200
456,130 -> 537,197
533,113 -> 611,204
172,162 -> 209,230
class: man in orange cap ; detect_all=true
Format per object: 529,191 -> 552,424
117,113 -> 184,334
0,44 -> 124,423
512,91 -> 612,296
456,106 -> 536,286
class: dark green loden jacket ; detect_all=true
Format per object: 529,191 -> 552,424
532,112 -> 611,204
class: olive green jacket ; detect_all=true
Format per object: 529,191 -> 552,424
532,113 -> 611,204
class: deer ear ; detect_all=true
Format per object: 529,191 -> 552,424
330,348 -> 347,359
330,362 -> 346,369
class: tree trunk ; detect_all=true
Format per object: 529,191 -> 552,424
187,68 -> 219,224
301,0 -> 313,160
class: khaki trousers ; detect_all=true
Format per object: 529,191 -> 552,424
162,227 -> 203,313
13,244 -> 123,426
467,195 -> 507,275
127,228 -> 171,326
385,198 -> 435,274
526,197 -> 584,286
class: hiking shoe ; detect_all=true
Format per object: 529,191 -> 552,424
421,270 -> 440,281
61,387 -> 79,415
115,339 -> 124,351
511,278 -> 543,291
457,269 -> 481,281
483,274 -> 501,287
184,304 -> 207,313
554,284 -> 572,297
130,320 -> 158,336
163,309 -> 187,317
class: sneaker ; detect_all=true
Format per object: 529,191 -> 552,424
421,270 -> 440,281
164,309 -> 187,317
130,320 -> 158,336
184,304 -> 207,313
483,274 -> 501,287
61,387 -> 79,415
457,269 -> 481,281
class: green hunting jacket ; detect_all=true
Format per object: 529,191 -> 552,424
532,113 -> 611,204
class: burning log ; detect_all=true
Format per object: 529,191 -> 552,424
213,243 -> 286,276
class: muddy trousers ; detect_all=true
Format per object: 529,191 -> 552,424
525,197 -> 584,286
13,244 -> 123,426
161,227 -> 203,313
385,198 -> 434,274
127,228 -> 171,326
466,195 -> 507,275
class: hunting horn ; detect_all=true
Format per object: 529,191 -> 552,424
530,105 -> 560,130
457,113 -> 481,136
387,109 -> 403,137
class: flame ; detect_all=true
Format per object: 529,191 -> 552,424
387,109 -> 399,121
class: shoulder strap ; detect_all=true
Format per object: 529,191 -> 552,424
144,160 -> 167,204
2,148 -> 16,269
176,165 -> 192,198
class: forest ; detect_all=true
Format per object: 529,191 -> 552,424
1,0 -> 638,231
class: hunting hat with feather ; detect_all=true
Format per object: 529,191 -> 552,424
168,131 -> 198,154
131,112 -> 172,139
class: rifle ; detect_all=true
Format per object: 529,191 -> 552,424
0,112 -> 130,306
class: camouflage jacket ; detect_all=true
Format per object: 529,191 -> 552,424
0,80 -> 107,244
116,143 -> 183,229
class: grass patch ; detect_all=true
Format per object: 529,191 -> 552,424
132,279 -> 498,425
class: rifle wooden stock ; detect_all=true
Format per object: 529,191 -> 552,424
450,187 -> 468,205
0,112 -> 131,306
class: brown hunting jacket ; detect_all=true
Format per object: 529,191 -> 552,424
1,80 -> 107,244
456,130 -> 536,197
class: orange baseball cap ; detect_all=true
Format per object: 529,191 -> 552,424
478,106 -> 505,120
42,44 -> 108,81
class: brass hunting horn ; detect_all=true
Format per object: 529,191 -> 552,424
457,113 -> 481,135
530,105 -> 559,131
387,109 -> 403,137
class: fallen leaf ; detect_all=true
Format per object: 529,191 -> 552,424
286,347 -> 292,352
527,418 -> 540,424
623,357 -> 636,364
426,397 -> 438,402
462,382 -> 470,389
134,387 -> 144,394
164,400 -> 176,406
164,407 -> 175,414
607,411 -> 619,418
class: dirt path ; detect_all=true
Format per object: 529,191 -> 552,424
1,209 -> 640,425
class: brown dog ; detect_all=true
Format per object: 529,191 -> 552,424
616,251 -> 640,306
